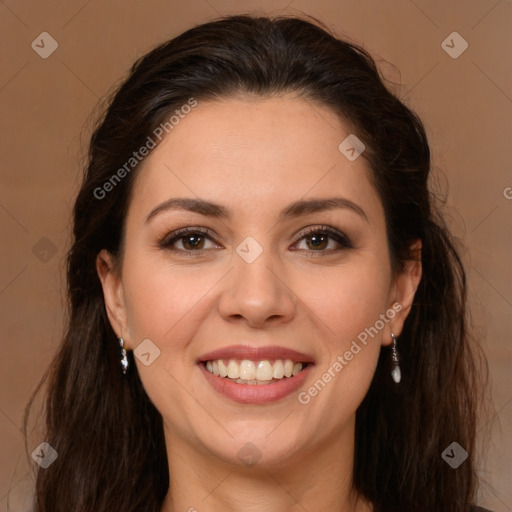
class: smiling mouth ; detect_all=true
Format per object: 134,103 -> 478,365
203,358 -> 309,385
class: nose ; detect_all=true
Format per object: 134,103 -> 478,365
217,242 -> 297,329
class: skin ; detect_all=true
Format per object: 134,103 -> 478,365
97,95 -> 422,512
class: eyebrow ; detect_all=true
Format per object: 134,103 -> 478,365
145,196 -> 369,224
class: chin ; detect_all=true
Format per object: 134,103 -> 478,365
195,423 -> 308,469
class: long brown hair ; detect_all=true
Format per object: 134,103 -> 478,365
23,14 -> 488,512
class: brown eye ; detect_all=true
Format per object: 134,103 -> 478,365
160,227 -> 219,253
304,232 -> 330,250
180,233 -> 206,250
292,226 -> 353,255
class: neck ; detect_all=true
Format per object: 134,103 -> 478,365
160,416 -> 372,512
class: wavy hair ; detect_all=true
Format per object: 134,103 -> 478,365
23,13 -> 488,512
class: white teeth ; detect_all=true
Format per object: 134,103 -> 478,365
239,360 -> 256,380
256,360 -> 273,381
273,359 -> 285,379
218,359 -> 228,377
227,360 -> 240,379
204,358 -> 306,382
292,362 -> 303,376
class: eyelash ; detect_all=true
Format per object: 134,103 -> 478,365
159,225 -> 353,257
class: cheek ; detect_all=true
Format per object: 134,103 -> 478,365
121,257 -> 212,413
121,253 -> 211,349
295,265 -> 388,430
294,255 -> 390,410
301,257 -> 391,345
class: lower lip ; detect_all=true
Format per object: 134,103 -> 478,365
199,363 -> 313,404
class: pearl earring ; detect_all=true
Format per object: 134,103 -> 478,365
390,332 -> 401,383
119,337 -> 129,374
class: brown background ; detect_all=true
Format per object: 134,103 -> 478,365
1,0 -> 511,510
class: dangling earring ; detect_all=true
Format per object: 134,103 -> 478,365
119,337 -> 129,374
390,332 -> 401,383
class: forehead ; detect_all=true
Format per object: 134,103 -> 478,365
128,96 -> 382,225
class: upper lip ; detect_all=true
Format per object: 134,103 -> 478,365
197,345 -> 315,364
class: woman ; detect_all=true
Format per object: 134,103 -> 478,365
23,13 -> 492,512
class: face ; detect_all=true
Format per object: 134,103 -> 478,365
97,95 -> 420,470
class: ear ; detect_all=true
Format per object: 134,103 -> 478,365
96,249 -> 132,349
382,239 -> 422,346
